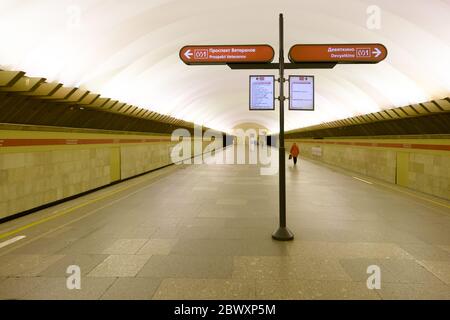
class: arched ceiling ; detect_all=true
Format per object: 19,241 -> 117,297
0,0 -> 449,133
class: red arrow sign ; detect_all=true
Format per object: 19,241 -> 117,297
289,44 -> 387,63
180,45 -> 275,65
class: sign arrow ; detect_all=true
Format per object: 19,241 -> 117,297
372,47 -> 381,58
184,49 -> 193,60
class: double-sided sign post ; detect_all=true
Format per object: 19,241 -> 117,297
180,13 -> 387,241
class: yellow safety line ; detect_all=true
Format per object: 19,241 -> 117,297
0,169 -> 173,240
0,183 -> 159,257
0,187 -> 128,240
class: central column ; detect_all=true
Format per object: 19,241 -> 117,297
272,13 -> 294,241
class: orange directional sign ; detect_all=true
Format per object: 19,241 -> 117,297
180,45 -> 275,65
289,44 -> 387,63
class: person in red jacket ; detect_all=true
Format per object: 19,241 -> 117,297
290,143 -> 300,165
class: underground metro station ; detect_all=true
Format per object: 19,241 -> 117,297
0,0 -> 449,308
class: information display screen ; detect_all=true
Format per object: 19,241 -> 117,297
289,76 -> 314,111
249,75 -> 275,110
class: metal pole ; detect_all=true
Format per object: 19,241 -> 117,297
272,13 -> 294,241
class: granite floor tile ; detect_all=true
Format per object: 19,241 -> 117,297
438,245 -> 450,254
102,239 -> 148,254
88,255 -> 151,277
416,260 -> 450,285
22,277 -> 116,300
137,239 -> 177,255
10,237 -> 77,255
377,282 -> 450,300
59,236 -> 118,254
0,277 -> 48,300
233,256 -> 352,281
0,254 -> 64,277
177,226 -> 269,240
171,239 -> 290,256
137,255 -> 233,279
98,226 -> 158,239
39,254 -> 108,277
399,244 -> 450,261
181,218 -> 227,228
216,199 -> 248,206
287,242 -> 414,259
255,279 -> 380,300
224,218 -> 278,228
383,259 -> 445,284
151,225 -> 183,239
339,258 -> 443,284
197,208 -> 246,219
153,279 -> 256,300
100,278 -> 162,300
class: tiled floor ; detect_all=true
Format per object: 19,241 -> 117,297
0,147 -> 449,300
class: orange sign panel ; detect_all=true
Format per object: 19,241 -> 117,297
289,44 -> 387,63
180,45 -> 275,65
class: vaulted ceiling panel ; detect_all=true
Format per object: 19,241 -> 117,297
0,0 -> 449,133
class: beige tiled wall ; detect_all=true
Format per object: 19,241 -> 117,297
288,141 -> 395,183
407,153 -> 449,199
0,148 -> 111,219
287,140 -> 449,200
120,139 -> 212,179
121,143 -> 174,180
322,145 -> 397,184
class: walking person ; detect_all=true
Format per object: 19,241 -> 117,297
289,142 -> 300,165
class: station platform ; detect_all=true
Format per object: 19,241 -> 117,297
0,148 -> 449,300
